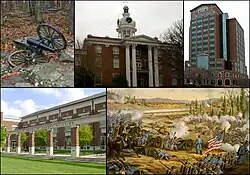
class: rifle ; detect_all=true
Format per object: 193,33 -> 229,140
159,160 -> 172,171
181,157 -> 217,175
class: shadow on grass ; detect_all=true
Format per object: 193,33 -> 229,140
2,155 -> 106,170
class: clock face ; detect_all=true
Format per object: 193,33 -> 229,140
126,17 -> 132,23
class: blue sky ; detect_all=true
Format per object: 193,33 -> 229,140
1,88 -> 106,119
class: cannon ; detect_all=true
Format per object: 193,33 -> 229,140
176,138 -> 194,151
8,23 -> 67,70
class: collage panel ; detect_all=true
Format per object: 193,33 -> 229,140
1,1 -> 74,87
75,1 -> 183,88
107,88 -> 249,174
184,1 -> 249,87
1,88 -> 106,174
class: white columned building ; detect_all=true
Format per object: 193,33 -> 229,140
132,44 -> 137,87
116,5 -> 162,87
148,46 -> 154,87
154,46 -> 160,86
125,44 -> 131,86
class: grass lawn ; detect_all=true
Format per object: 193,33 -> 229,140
1,155 -> 106,174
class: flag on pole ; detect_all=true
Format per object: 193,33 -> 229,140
205,130 -> 225,154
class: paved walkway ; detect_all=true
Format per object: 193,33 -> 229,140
2,151 -> 106,163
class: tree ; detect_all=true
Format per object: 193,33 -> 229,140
34,1 -> 43,23
224,88 -> 237,116
113,74 -> 129,87
199,103 -> 202,114
222,95 -> 227,115
35,130 -> 48,147
68,1 -> 73,34
207,89 -> 214,115
74,65 -> 95,87
194,99 -> 198,115
21,132 -> 28,146
189,103 -> 192,115
236,95 -> 240,113
1,125 -> 8,152
160,19 -> 184,85
75,39 -> 84,49
240,88 -> 246,115
79,124 -> 93,147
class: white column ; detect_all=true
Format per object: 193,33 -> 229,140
148,45 -> 153,87
154,46 -> 159,87
125,44 -> 131,87
132,44 -> 137,87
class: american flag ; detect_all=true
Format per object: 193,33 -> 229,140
205,130 -> 225,154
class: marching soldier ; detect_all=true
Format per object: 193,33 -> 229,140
169,166 -> 177,175
209,154 -> 218,164
215,164 -> 223,174
164,132 -> 171,150
204,154 -> 211,163
192,162 -> 199,175
180,162 -> 188,174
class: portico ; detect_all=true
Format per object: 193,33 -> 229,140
6,112 -> 105,157
124,36 -> 161,87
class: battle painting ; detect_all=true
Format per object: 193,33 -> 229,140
107,88 -> 249,175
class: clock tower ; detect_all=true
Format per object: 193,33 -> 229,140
116,6 -> 137,39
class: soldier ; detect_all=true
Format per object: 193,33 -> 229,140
163,132 -> 171,150
114,122 -> 120,139
170,137 -> 178,151
237,141 -> 248,164
215,164 -> 223,174
209,154 -> 218,164
217,156 -> 223,167
169,166 -> 177,175
195,135 -> 204,155
192,162 -> 199,175
180,162 -> 188,174
204,154 -> 211,163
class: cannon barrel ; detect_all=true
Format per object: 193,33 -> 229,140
27,38 -> 55,52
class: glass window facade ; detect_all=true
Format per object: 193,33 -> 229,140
197,55 -> 208,70
222,13 -> 228,60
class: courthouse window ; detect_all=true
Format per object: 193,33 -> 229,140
96,54 -> 102,67
113,55 -> 119,68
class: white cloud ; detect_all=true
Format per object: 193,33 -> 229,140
19,99 -> 37,115
13,100 -> 22,105
1,100 -> 22,118
29,88 -> 86,105
1,99 -> 38,119
1,88 -> 87,119
57,88 -> 86,105
30,88 -> 63,97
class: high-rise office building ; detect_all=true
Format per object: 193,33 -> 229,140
185,4 -> 248,87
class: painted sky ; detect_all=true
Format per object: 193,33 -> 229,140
1,88 -> 106,119
75,1 -> 183,41
184,1 -> 249,76
108,88 -> 241,101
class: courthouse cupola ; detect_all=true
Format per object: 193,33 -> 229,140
116,6 -> 137,39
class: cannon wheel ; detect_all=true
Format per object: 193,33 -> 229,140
147,148 -> 159,159
155,136 -> 162,148
8,50 -> 47,69
37,23 -> 67,51
184,139 -> 194,152
136,147 -> 146,155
